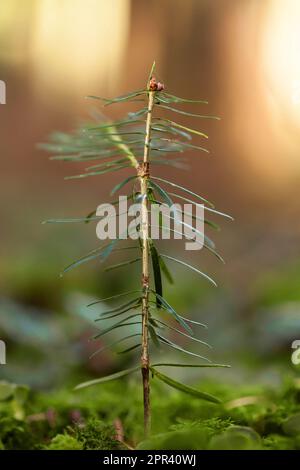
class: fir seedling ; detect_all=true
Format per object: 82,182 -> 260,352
42,62 -> 232,435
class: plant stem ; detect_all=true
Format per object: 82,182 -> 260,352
140,90 -> 155,436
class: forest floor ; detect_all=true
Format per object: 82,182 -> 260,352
1,370 -> 300,450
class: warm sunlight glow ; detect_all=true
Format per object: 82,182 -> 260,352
29,0 -> 130,97
262,0 -> 300,126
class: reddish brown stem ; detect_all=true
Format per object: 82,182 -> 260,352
140,90 -> 155,436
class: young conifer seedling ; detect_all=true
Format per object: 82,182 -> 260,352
42,63 -> 232,435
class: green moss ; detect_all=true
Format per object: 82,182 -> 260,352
73,418 -> 125,450
137,429 -> 209,450
263,434 -> 299,450
0,417 -> 37,450
35,418 -> 125,450
171,417 -> 233,436
46,434 -> 83,450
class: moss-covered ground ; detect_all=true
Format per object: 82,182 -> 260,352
1,371 -> 300,450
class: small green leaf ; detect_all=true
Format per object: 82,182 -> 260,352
42,216 -> 97,224
160,254 -> 217,287
95,130 -> 146,138
61,246 -> 104,275
85,158 -> 130,171
152,123 -> 192,140
111,175 -> 137,195
168,192 -> 233,220
62,237 -> 128,275
160,92 -> 208,104
177,315 -> 207,329
162,119 -> 208,139
75,366 -> 140,390
158,138 -> 209,154
51,151 -> 124,162
158,214 -> 217,256
149,241 -> 163,308
150,158 -> 188,170
157,334 -> 210,362
152,363 -> 230,368
93,316 -> 142,339
153,318 -> 211,348
87,89 -> 146,105
158,104 -> 220,120
88,119 -> 144,132
95,304 -> 141,322
150,368 -> 221,403
87,290 -> 141,307
117,343 -> 141,355
85,210 -> 96,223
159,255 -> 174,284
65,164 -> 130,180
99,239 -> 119,261
165,208 -> 220,232
105,257 -> 141,272
127,107 -> 148,119
149,181 -> 174,208
94,297 -> 142,317
150,291 -> 192,334
149,324 -> 161,349
90,334 -> 141,359
151,176 -> 214,208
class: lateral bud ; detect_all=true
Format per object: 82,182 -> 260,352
142,274 -> 149,288
137,162 -> 150,178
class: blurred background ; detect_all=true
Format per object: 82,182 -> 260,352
0,0 -> 299,390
